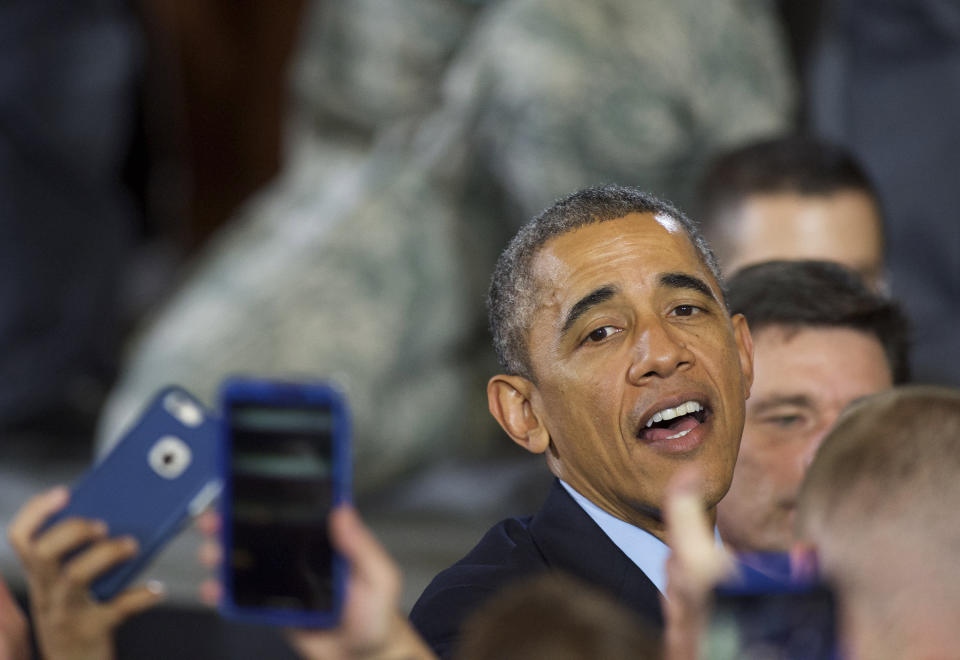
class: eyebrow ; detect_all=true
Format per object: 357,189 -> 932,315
658,272 -> 718,303
751,394 -> 815,415
561,285 -> 618,334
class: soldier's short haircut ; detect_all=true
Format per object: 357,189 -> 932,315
695,136 -> 884,257
456,572 -> 661,660
797,385 -> 960,546
727,260 -> 910,384
487,184 -> 723,380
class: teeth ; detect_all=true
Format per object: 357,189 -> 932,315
666,428 -> 692,440
645,400 -> 703,428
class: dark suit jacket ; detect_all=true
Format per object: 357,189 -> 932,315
409,479 -> 664,658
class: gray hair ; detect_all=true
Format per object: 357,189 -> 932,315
487,184 -> 724,380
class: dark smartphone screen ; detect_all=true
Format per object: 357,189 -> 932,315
704,578 -> 839,659
227,403 -> 336,612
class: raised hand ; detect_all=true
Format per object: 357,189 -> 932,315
663,468 -> 736,660
7,487 -> 164,660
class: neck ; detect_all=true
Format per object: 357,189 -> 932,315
845,589 -> 960,660
560,478 -> 717,545
633,505 -> 718,546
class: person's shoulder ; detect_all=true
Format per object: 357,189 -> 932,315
409,514 -> 546,657
413,514 -> 545,605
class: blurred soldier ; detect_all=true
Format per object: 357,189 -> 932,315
717,260 -> 908,554
797,386 -> 960,659
697,135 -> 886,290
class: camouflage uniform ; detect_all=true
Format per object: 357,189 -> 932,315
98,0 -> 795,492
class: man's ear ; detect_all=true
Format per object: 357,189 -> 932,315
731,313 -> 754,400
487,374 -> 550,454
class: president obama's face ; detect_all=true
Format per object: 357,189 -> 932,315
489,213 -> 753,537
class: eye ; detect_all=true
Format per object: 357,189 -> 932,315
584,325 -> 619,343
767,415 -> 803,428
672,304 -> 701,317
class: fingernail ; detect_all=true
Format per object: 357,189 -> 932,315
146,580 -> 166,595
93,520 -> 109,535
49,486 -> 70,504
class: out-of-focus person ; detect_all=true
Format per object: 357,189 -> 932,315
0,0 -> 148,619
808,0 -> 960,386
717,260 -> 909,553
797,385 -> 960,659
696,135 -> 886,289
0,0 -> 142,442
456,572 -> 662,660
0,571 -> 29,660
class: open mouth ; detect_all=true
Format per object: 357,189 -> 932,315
637,400 -> 709,444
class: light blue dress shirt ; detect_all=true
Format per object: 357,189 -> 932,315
559,479 -> 722,596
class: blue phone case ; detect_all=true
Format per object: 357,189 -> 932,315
44,386 -> 221,601
218,377 -> 351,628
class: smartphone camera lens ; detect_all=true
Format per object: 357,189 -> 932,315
149,436 -> 193,479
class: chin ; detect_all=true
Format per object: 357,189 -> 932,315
699,469 -> 736,508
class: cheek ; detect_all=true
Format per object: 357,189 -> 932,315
542,376 -> 617,440
698,329 -> 746,378
559,363 -> 621,410
734,444 -> 776,494
739,432 -> 802,493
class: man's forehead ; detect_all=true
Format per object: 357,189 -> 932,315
753,323 -> 877,349
752,324 -> 894,388
530,213 -> 712,298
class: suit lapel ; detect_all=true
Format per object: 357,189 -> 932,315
529,480 -> 665,627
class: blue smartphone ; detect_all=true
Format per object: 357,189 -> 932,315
45,386 -> 221,601
218,377 -> 351,628
703,552 -> 839,660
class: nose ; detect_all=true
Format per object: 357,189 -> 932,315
626,317 -> 695,383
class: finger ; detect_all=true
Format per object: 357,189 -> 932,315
7,486 -> 70,556
197,539 -> 222,569
286,629 -> 342,660
61,536 -> 138,593
101,581 -> 165,629
329,506 -> 400,593
665,468 -> 711,552
198,578 -> 222,607
667,490 -> 716,561
664,465 -> 702,504
788,541 -> 820,583
27,518 -> 109,568
664,469 -> 733,588
195,510 -> 221,537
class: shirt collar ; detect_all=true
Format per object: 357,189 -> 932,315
559,479 -> 722,595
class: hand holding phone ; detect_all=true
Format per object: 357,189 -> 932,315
218,377 -> 351,628
36,386 -> 221,601
8,489 -> 160,660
